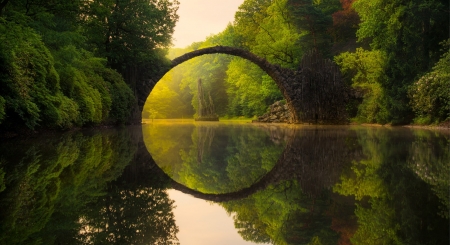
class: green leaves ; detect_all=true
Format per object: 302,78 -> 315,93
226,58 -> 282,117
252,0 -> 303,68
0,129 -> 140,244
143,78 -> 183,119
0,0 -> 182,130
288,0 -> 336,56
53,46 -> 134,126
408,42 -> 450,124
83,0 -> 179,67
335,48 -> 389,123
235,0 -> 304,68
0,20 -> 61,129
351,0 -> 449,124
331,127 -> 450,244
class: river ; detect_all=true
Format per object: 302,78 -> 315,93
0,121 -> 448,244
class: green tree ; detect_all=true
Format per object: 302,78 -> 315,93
235,0 -> 303,68
52,45 -> 135,126
83,0 -> 179,90
0,19 -> 76,129
407,129 -> 450,219
142,122 -> 195,180
252,0 -> 303,68
143,72 -> 186,119
176,40 -> 232,117
333,127 -> 449,245
288,0 -> 340,56
226,58 -> 282,117
352,0 -> 449,124
335,48 -> 389,123
78,186 -> 179,245
0,0 -> 180,130
408,40 -> 450,124
233,0 -> 273,50
0,0 -> 138,130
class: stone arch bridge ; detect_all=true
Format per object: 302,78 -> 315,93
138,46 -> 349,124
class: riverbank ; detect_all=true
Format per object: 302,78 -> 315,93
357,119 -> 450,130
0,123 -> 127,139
3,118 -> 448,140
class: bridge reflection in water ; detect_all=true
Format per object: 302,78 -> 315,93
166,128 -> 352,202
138,123 -> 354,201
1,123 -> 447,244
134,122 -> 449,245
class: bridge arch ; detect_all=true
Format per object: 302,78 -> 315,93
139,46 -> 298,121
170,46 -> 287,86
139,46 -> 348,124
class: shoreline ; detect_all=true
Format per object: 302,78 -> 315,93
2,119 -> 449,139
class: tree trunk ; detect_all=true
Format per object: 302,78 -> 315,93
0,0 -> 9,16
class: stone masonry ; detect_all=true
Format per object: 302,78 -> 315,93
255,101 -> 292,123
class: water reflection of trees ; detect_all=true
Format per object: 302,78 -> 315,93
216,127 -> 449,245
140,123 -> 450,245
144,123 -> 289,194
333,128 -> 449,245
78,187 -> 178,245
5,124 -> 445,244
0,128 -> 179,245
196,124 -> 215,163
219,127 -> 358,245
407,129 -> 450,219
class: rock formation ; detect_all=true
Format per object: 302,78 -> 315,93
254,101 -> 292,123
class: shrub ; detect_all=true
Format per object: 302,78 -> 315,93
0,19 -> 65,129
409,41 -> 450,124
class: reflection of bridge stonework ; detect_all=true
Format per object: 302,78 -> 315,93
121,127 -> 358,202
168,127 -> 356,202
139,46 -> 349,124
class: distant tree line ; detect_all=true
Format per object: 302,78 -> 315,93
0,0 -> 179,132
145,0 -> 449,125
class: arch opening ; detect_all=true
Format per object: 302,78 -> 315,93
142,46 -> 294,121
139,46 -> 349,125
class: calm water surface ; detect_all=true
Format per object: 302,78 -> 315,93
0,121 -> 449,244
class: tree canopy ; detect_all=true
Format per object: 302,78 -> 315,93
144,0 -> 448,125
0,0 -> 179,131
2,0 -> 448,129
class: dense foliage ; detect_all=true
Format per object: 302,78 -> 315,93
143,123 -> 449,244
144,0 -> 449,125
408,41 -> 450,124
143,122 -> 286,192
340,0 -> 449,124
0,0 -> 179,131
1,0 -> 447,128
0,129 -> 179,244
333,128 -> 449,244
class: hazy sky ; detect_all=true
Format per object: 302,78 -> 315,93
168,189 -> 260,245
171,0 -> 245,48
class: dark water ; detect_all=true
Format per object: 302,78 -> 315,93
0,122 -> 449,244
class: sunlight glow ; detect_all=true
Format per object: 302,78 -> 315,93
172,0 -> 244,48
